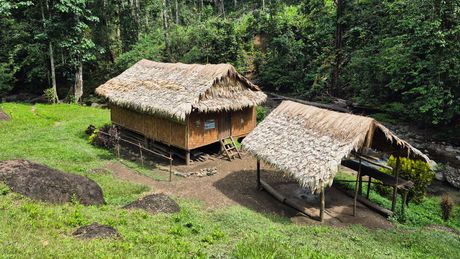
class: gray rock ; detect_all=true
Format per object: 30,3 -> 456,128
0,160 -> 105,205
445,146 -> 457,153
444,165 -> 460,189
73,223 -> 120,239
435,171 -> 445,181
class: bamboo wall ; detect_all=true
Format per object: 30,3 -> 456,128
110,105 -> 187,149
110,105 -> 257,151
187,107 -> 256,149
231,106 -> 257,137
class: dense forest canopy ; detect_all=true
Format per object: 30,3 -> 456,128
1,0 -> 459,127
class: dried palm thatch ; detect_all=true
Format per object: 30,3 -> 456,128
242,101 -> 430,193
95,59 -> 266,121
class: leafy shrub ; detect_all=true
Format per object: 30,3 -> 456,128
256,106 -> 267,123
88,124 -> 118,149
381,156 -> 434,204
0,182 -> 10,195
440,195 -> 454,221
43,88 -> 58,103
0,62 -> 15,96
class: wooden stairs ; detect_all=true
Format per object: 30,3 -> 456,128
220,137 -> 242,161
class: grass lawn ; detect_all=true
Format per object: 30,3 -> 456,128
0,103 -> 459,258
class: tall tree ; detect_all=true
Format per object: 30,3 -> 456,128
331,0 -> 344,96
40,0 -> 58,103
175,0 -> 179,24
162,0 -> 171,58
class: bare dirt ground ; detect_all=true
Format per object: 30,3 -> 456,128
0,109 -> 10,121
106,154 -> 392,229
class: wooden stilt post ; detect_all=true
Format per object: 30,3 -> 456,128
185,150 -> 190,165
169,152 -> 172,182
359,175 -> 363,195
391,156 -> 400,212
139,142 -> 144,167
256,159 -> 261,190
319,180 -> 325,222
116,136 -> 121,158
353,155 -> 362,216
366,177 -> 371,199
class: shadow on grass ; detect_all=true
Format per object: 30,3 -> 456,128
213,169 -> 300,220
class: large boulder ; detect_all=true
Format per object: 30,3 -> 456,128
444,165 -> 460,189
123,193 -> 180,214
73,223 -> 120,239
0,160 -> 105,205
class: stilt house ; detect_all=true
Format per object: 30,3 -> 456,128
96,59 -> 266,164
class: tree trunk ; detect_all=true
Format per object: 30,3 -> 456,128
200,0 -> 204,19
220,0 -> 225,18
234,0 -> 237,8
262,0 -> 265,9
41,0 -> 59,103
162,0 -> 171,59
74,62 -> 83,103
331,0 -> 344,97
175,0 -> 179,24
48,42 -> 58,102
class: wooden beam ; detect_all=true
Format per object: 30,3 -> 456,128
336,186 -> 393,217
267,92 -> 349,113
260,180 -> 317,220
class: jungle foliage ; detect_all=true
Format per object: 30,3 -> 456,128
0,0 -> 459,126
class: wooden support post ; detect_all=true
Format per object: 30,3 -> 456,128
366,177 -> 371,199
353,155 -> 362,216
359,175 -> 363,195
256,159 -> 261,190
144,136 -> 149,148
185,150 -> 190,165
391,156 -> 401,212
319,180 -> 325,222
139,142 -> 144,167
169,152 -> 173,182
401,189 -> 408,216
116,136 -> 121,158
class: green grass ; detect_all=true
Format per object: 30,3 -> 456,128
334,173 -> 460,232
0,103 -> 460,258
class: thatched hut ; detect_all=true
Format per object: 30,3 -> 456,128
96,59 -> 266,164
242,101 -> 430,221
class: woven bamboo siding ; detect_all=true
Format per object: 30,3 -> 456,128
187,107 -> 257,149
231,107 -> 256,137
110,105 -> 187,149
188,112 -> 220,149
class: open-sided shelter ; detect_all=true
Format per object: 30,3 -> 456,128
96,59 -> 266,164
242,100 -> 431,221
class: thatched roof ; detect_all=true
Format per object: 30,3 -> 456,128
95,59 -> 266,121
242,101 -> 430,193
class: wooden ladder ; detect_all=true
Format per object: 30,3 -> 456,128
220,136 -> 242,161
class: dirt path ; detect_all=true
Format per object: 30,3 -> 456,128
105,155 -> 392,229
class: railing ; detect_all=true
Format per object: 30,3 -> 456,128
97,130 -> 173,181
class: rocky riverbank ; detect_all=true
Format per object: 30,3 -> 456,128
387,124 -> 460,189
